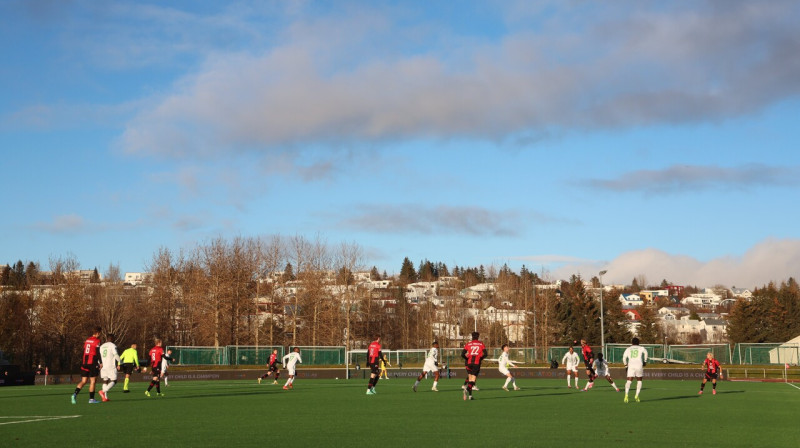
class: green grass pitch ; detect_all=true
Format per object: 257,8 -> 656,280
2,377 -> 799,447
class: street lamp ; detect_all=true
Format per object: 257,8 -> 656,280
599,270 -> 608,357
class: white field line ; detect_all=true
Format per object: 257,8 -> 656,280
786,382 -> 800,391
0,415 -> 81,426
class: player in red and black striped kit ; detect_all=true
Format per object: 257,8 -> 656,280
461,332 -> 487,401
258,349 -> 281,384
580,339 -> 597,390
71,326 -> 103,404
699,352 -> 722,395
146,339 -> 173,397
365,335 -> 387,395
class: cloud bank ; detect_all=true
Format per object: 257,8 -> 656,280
119,1 -> 800,157
584,164 -> 800,195
550,238 -> 800,289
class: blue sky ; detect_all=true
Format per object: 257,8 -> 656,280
2,0 -> 800,288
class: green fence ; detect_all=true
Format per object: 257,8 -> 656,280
732,343 -> 800,365
227,345 -> 285,366
169,346 -> 229,366
167,345 -> 344,366
170,343 -> 798,366
289,346 -> 345,366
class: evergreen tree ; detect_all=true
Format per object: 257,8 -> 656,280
282,263 -> 296,282
602,288 -> 633,343
11,260 -> 25,289
399,257 -> 417,285
90,268 -> 100,283
635,306 -> 660,343
0,265 -> 9,286
25,262 -> 39,288
369,266 -> 380,280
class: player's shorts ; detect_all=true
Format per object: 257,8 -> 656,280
704,371 -> 718,381
101,368 -> 118,382
465,364 -> 481,376
626,365 -> 644,378
269,362 -> 280,372
121,363 -> 136,375
499,367 -> 511,376
150,365 -> 162,377
80,363 -> 100,378
566,366 -> 579,373
287,366 -> 297,376
423,360 -> 438,373
369,362 -> 380,375
596,368 -> 609,377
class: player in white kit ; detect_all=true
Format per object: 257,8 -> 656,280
583,352 -> 619,392
622,337 -> 648,403
98,333 -> 120,402
562,346 -> 581,389
160,349 -> 173,386
498,344 -> 520,391
282,347 -> 302,390
413,341 -> 441,392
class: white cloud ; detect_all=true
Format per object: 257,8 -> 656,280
583,164 -> 800,195
119,1 -> 800,157
549,238 -> 800,289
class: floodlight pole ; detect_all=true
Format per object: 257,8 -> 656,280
599,270 -> 608,357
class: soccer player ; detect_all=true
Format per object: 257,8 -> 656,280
282,347 -> 302,390
98,333 -> 120,402
379,358 -> 391,380
71,326 -> 103,404
145,339 -> 170,397
161,349 -> 173,386
413,341 -> 440,392
561,346 -> 581,389
258,349 -> 281,385
584,352 -> 619,392
699,352 -> 723,395
366,335 -> 387,395
461,331 -> 487,400
580,339 -> 596,390
119,343 -> 140,393
622,337 -> 648,403
498,344 -> 520,391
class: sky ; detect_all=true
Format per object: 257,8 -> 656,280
2,0 -> 800,289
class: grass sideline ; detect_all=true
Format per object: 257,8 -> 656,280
2,378 -> 799,447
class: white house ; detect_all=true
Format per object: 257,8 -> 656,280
658,306 -> 688,321
619,293 -> 644,307
730,287 -> 753,300
681,292 -> 723,308
703,318 -> 728,343
124,272 -> 151,286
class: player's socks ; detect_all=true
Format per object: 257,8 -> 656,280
89,391 -> 96,400
635,381 -> 642,398
124,378 -> 130,390
74,387 -> 82,396
503,377 -> 511,389
156,381 -> 161,394
625,380 -> 631,395
567,376 -> 571,387
432,380 -> 438,389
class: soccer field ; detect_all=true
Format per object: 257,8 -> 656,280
2,378 -> 799,447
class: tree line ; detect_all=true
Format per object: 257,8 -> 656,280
1,236 -> 798,372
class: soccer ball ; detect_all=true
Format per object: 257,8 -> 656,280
141,367 -> 147,374
335,377 -> 339,380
